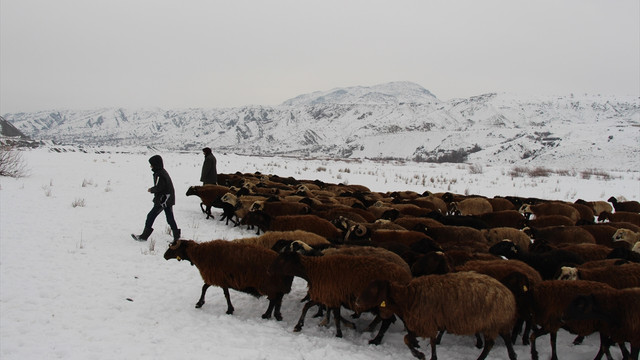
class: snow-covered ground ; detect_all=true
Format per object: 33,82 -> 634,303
1,147 -> 638,360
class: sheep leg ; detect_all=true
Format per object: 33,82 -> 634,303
365,315 -> 382,332
262,294 -> 284,321
549,331 -> 558,360
476,337 -> 495,360
195,283 -> 210,308
573,335 -> 585,345
500,332 -> 517,360
474,333 -> 483,349
618,342 -> 631,360
510,318 -> 524,344
529,327 -> 550,360
522,320 -> 533,345
332,307 -> 343,338
435,330 -> 445,345
222,287 -> 234,315
404,332 -> 426,360
629,345 -> 638,360
294,300 -> 318,332
368,315 -> 396,345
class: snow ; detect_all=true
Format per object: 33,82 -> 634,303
1,148 -> 638,359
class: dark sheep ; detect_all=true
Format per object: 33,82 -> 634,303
562,287 -> 640,360
599,211 -> 640,226
477,210 -> 527,229
355,272 -> 518,360
489,240 -> 584,280
163,239 -> 293,321
425,211 -> 490,230
268,251 -> 412,343
481,227 -> 531,250
608,196 -> 640,213
575,199 -> 614,216
528,280 -> 616,360
249,199 -> 311,218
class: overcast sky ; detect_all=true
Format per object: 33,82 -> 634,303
1,0 -> 638,113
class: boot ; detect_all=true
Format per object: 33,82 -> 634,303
173,228 -> 181,242
131,227 -> 153,241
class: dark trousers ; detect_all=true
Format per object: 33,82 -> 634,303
145,204 -> 178,231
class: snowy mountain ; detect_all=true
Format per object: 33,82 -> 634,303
3,82 -> 639,170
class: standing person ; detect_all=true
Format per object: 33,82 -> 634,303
132,155 -> 181,242
200,147 -> 218,185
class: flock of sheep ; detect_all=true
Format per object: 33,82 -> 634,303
166,171 -> 640,360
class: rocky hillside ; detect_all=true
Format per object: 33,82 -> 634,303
3,82 -> 639,170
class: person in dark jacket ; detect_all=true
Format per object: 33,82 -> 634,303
132,155 -> 181,242
200,147 -> 217,185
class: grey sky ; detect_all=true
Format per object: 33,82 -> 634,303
1,0 -> 638,113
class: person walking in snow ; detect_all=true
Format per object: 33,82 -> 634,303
200,147 -> 218,185
132,155 -> 181,243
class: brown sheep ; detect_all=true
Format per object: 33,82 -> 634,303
241,212 -> 342,242
163,239 -> 293,321
556,262 -> 640,289
526,214 -> 576,228
355,272 -> 518,360
455,259 -> 543,345
525,225 -> 596,246
562,287 -> 640,360
608,196 -> 640,213
481,227 -> 531,250
423,225 -> 489,252
555,243 -> 612,262
249,199 -> 311,217
599,211 -> 640,226
579,224 -> 620,247
393,216 -> 445,231
449,197 -> 493,216
185,184 -> 231,219
569,202 -> 596,224
233,230 -> 331,249
269,252 -> 412,343
488,197 -> 516,211
520,202 -> 580,224
528,280 -> 615,360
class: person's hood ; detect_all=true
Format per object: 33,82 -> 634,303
149,155 -> 164,170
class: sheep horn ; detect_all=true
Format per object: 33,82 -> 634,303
354,224 -> 367,237
169,239 -> 182,250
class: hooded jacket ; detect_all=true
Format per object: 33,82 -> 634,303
200,149 -> 218,185
148,155 -> 176,207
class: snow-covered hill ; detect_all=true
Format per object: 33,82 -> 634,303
3,82 -> 639,170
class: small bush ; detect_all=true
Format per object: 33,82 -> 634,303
529,167 -> 552,177
0,146 -> 28,178
71,198 -> 86,208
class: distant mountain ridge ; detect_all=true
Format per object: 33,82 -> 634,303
3,82 -> 640,170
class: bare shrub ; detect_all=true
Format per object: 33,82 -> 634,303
528,167 -> 552,177
71,198 -> 86,208
469,164 -> 483,174
0,146 -> 28,178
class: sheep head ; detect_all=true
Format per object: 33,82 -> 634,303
268,251 -> 307,279
556,266 -> 579,281
250,201 -> 265,212
185,186 -> 198,196
163,240 -> 193,265
612,228 -> 637,248
488,240 -> 519,259
355,280 -> 392,315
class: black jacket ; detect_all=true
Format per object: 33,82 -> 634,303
200,153 -> 218,185
148,155 -> 176,207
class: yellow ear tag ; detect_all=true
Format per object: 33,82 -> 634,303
176,256 -> 182,261
523,285 -> 528,292
380,301 -> 386,308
